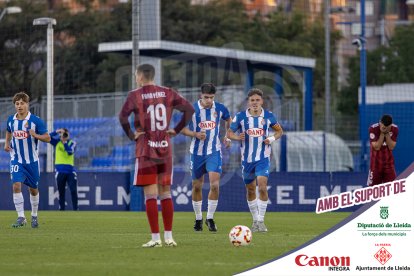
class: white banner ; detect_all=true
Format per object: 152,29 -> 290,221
238,172 -> 414,276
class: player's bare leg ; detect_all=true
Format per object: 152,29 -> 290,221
11,182 -> 26,228
29,187 -> 39,228
246,181 -> 259,232
142,184 -> 162,248
205,172 -> 220,232
159,184 -> 176,247
192,175 -> 204,231
256,176 -> 269,232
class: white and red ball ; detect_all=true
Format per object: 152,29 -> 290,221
229,225 -> 252,247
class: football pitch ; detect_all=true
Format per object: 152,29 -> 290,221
0,211 -> 350,275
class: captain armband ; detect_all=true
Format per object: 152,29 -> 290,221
267,136 -> 276,143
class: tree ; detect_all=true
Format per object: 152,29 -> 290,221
0,0 -> 131,98
162,0 -> 340,99
338,24 -> 414,114
0,1 -> 47,98
53,3 -> 131,95
1,0 -> 340,103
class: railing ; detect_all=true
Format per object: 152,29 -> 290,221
0,87 -> 303,172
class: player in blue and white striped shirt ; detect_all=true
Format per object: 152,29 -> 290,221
4,92 -> 50,228
181,83 -> 232,232
227,88 -> 283,233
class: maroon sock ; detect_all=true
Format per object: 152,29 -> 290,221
161,198 -> 174,231
145,198 -> 159,233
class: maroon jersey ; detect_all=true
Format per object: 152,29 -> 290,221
119,85 -> 194,159
369,123 -> 398,171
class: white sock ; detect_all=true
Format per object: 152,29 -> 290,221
13,192 -> 25,217
164,231 -> 172,240
192,200 -> 202,220
257,199 -> 268,222
247,199 -> 258,222
151,233 -> 161,241
30,193 -> 39,217
206,199 -> 218,219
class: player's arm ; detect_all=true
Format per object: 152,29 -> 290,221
29,130 -> 51,143
227,114 -> 244,141
49,131 -> 60,146
29,118 -> 51,143
181,127 -> 206,140
371,128 -> 385,151
371,136 -> 384,151
171,92 -> 195,134
4,131 -> 12,152
264,124 -> 283,145
226,129 -> 245,141
63,140 -> 76,155
223,118 -> 232,147
384,126 -> 396,150
119,93 -> 137,141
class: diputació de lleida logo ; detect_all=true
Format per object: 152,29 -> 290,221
380,206 -> 389,219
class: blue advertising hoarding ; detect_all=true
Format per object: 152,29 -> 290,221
0,172 -> 131,211
170,172 -> 367,212
0,172 -> 367,212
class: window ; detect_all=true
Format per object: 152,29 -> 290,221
356,1 -> 374,16
351,23 -> 361,35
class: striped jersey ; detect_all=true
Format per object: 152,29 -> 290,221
188,100 -> 230,155
230,108 -> 278,163
6,112 -> 48,164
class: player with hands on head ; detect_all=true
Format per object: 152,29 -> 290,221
367,114 -> 398,186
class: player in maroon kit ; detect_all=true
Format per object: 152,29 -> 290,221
368,114 -> 398,186
119,64 -> 194,248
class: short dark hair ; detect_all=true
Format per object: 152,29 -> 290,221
136,64 -> 155,81
380,114 -> 393,126
13,92 -> 30,104
247,88 -> 263,99
200,83 -> 216,94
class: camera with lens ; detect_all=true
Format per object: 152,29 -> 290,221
59,128 -> 69,139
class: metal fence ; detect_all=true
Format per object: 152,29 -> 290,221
0,85 -> 301,172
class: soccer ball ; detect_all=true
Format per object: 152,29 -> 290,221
229,225 -> 252,247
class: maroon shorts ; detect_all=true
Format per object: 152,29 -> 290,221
133,156 -> 173,186
367,168 -> 396,186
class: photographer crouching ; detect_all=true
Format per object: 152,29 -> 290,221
49,128 -> 78,211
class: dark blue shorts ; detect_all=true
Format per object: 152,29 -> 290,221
190,151 -> 222,180
10,160 -> 40,189
241,158 -> 270,185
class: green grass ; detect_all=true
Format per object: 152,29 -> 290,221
0,211 -> 350,276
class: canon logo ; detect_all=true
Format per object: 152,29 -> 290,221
246,128 -> 264,137
13,130 -> 28,140
198,121 -> 216,130
295,254 -> 350,267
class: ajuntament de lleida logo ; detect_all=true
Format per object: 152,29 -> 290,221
380,206 -> 389,219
